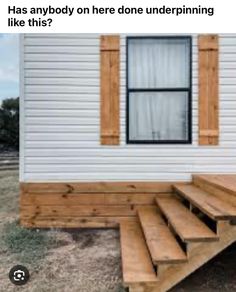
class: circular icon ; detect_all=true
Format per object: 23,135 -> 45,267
9,265 -> 30,286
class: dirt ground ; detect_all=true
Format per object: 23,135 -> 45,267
0,170 -> 235,292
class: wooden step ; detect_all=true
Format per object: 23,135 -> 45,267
120,220 -> 158,286
156,197 -> 218,242
193,175 -> 236,208
193,174 -> 236,197
138,207 -> 187,265
174,184 -> 236,220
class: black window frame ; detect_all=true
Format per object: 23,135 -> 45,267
126,36 -> 192,144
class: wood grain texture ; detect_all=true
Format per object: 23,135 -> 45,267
20,182 -> 173,228
21,204 -> 142,218
100,35 -> 120,145
198,39 -> 209,145
193,174 -> 236,196
125,222 -> 236,292
193,175 -> 236,209
21,216 -> 137,228
138,207 -> 187,265
120,220 -> 158,286
174,183 -> 236,220
198,35 -> 219,145
20,182 -> 176,194
146,223 -> 236,292
100,35 -> 119,51
156,197 -> 218,242
21,192 -> 171,206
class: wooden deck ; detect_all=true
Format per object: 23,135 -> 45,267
20,174 -> 236,291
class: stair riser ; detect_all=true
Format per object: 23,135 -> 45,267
193,176 -> 236,208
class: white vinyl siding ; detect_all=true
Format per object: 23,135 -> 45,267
20,34 -> 236,182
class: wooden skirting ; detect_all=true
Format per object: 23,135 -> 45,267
20,176 -> 236,291
20,181 -> 180,228
20,181 -> 176,194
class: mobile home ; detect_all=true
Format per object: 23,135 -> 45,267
20,34 -> 236,292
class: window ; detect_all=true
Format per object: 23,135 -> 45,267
127,36 -> 192,144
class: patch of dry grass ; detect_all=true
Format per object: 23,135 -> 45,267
0,170 -> 124,292
0,227 -> 124,292
1,221 -> 69,265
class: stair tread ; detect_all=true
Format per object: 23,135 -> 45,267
174,183 -> 236,220
156,197 -> 218,242
194,174 -> 236,196
120,220 -> 158,286
138,207 -> 187,264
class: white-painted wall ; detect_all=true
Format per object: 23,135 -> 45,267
20,34 -> 236,182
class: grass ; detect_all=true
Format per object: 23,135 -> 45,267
2,220 -> 54,265
0,170 -> 124,292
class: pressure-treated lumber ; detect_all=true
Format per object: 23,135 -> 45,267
21,182 -> 176,194
120,220 -> 158,286
156,197 -> 218,242
173,184 -> 236,220
20,182 -> 174,228
198,34 -> 219,145
142,223 -> 236,292
193,175 -> 236,207
138,207 -> 187,265
21,205 -> 142,218
100,35 -> 120,145
20,192 -> 171,206
21,216 -> 138,228
193,174 -> 236,196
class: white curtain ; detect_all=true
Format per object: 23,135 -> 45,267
128,38 -> 190,141
129,92 -> 188,141
128,38 -> 189,88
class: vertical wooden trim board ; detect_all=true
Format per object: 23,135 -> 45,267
100,35 -> 120,145
198,35 -> 219,145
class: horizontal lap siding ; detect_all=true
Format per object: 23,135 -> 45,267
22,34 -> 236,181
